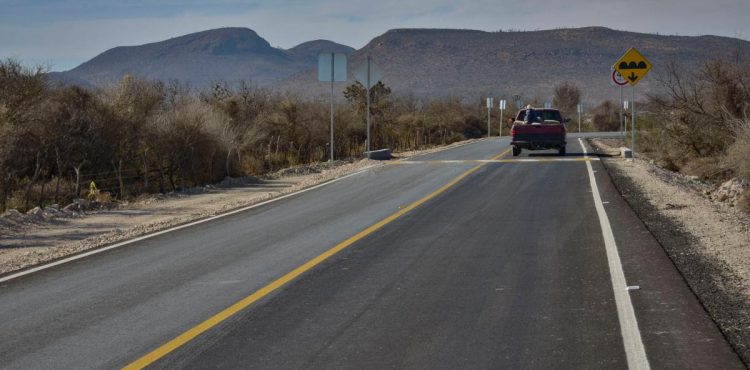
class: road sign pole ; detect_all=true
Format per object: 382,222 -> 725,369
500,108 -> 504,136
330,53 -> 335,163
487,106 -> 491,138
577,103 -> 582,133
619,86 -> 624,134
486,97 -> 493,138
366,56 -> 371,159
631,86 -> 636,156
623,100 -> 629,134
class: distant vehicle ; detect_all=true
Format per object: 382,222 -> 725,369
510,107 -> 568,156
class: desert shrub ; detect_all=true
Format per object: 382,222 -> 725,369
1,59 -> 578,211
738,192 -> 750,213
553,82 -> 581,119
646,59 -> 750,180
681,156 -> 731,181
592,100 -> 621,132
641,59 -> 750,213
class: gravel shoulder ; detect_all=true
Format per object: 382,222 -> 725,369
589,138 -> 750,366
0,139 -> 486,277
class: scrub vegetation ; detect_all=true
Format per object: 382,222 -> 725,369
0,58 -> 502,212
637,58 -> 750,211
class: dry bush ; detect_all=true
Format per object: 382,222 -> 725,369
725,115 -> 750,215
725,116 -> 750,182
552,82 -> 581,119
0,60 -> 550,211
738,192 -> 750,213
647,59 -> 750,181
680,156 -> 731,181
592,100 -> 621,132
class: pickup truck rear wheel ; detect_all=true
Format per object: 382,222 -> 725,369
558,146 -> 566,156
512,146 -> 521,157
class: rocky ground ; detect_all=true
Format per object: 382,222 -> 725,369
589,138 -> 750,366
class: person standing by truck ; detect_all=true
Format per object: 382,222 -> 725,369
524,105 -> 541,124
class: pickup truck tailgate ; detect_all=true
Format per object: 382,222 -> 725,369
512,123 -> 565,143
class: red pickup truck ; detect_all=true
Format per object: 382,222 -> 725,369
510,108 -> 568,156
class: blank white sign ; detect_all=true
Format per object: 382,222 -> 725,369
318,53 -> 347,82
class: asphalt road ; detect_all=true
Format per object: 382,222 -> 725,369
0,133 -> 743,369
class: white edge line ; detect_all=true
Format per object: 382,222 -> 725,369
579,138 -> 650,370
0,166 -> 377,284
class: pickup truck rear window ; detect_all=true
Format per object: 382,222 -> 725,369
516,110 -> 563,122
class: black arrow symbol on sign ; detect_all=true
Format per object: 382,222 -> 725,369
628,72 -> 638,82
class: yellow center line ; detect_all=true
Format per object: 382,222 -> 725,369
122,146 -> 512,370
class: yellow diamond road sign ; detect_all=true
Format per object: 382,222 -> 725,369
614,48 -> 652,86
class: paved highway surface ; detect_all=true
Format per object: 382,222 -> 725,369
0,134 -> 743,369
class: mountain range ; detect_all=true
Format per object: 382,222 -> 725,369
51,26 -> 750,103
50,27 -> 354,88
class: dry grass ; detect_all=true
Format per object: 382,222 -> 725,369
727,117 -> 750,212
726,118 -> 750,180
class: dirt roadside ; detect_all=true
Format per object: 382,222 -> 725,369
0,139 -> 485,276
589,138 -> 750,365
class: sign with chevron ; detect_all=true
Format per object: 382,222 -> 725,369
614,48 -> 652,86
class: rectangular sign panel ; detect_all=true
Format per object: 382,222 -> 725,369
318,53 -> 347,82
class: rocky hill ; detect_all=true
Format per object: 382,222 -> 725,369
50,28 -> 354,87
282,27 -> 750,102
51,27 -> 750,103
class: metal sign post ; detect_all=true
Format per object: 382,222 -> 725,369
632,86 -> 636,155
486,97 -> 494,138
612,68 -> 628,134
330,57 -> 334,162
499,99 -> 507,136
354,56 -> 382,159
623,100 -> 629,134
318,53 -> 347,163
366,57 -> 371,157
577,103 -> 583,133
620,86 -> 625,132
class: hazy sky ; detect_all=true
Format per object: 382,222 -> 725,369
1,0 -> 748,71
